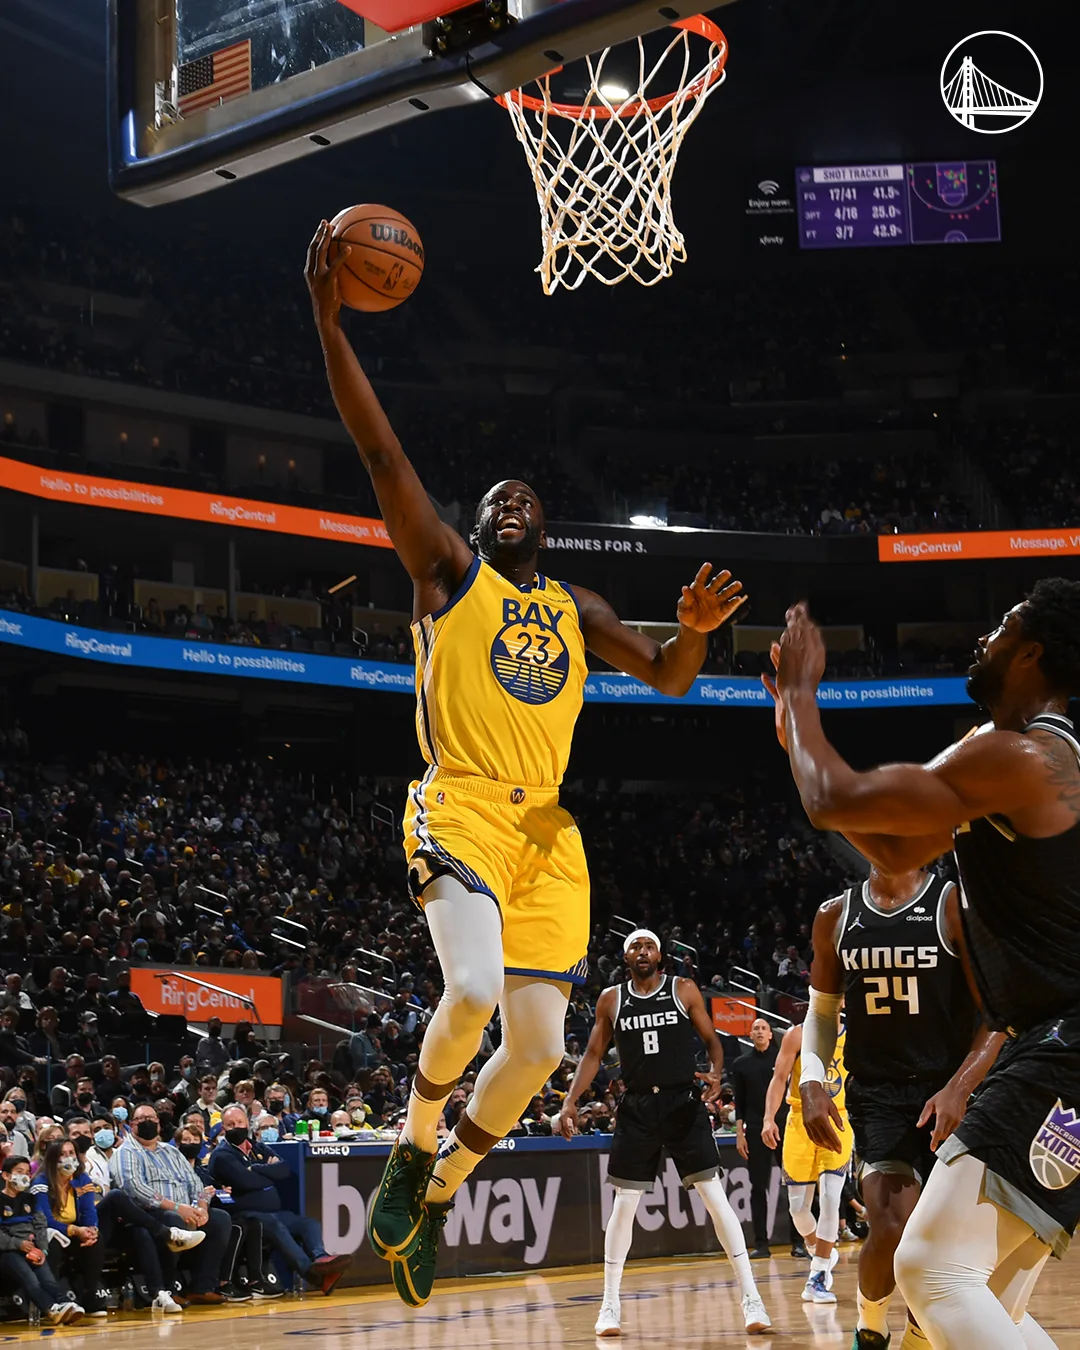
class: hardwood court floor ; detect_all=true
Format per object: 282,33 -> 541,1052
3,1246 -> 1079,1347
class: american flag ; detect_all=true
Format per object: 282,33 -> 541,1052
177,39 -> 252,118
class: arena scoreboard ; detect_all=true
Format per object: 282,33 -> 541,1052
795,162 -> 1000,250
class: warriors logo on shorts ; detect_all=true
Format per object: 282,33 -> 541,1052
1029,1099 -> 1080,1190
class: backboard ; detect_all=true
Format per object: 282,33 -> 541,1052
107,0 -> 726,206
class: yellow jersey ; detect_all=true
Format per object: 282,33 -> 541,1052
411,557 -> 587,789
788,1027 -> 847,1114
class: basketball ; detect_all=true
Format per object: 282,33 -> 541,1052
328,204 -> 424,313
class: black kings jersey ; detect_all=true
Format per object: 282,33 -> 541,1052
838,874 -> 975,1082
953,714 -> 1080,1033
612,975 -> 699,1091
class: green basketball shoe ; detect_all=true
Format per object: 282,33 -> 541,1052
366,1141 -> 436,1261
391,1200 -> 453,1308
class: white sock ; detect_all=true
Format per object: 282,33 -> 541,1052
603,1190 -> 640,1302
402,1082 -> 454,1154
695,1176 -> 759,1301
812,1251 -> 833,1274
857,1288 -> 893,1335
424,1126 -> 488,1203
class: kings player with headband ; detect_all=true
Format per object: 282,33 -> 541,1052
765,580 -> 1080,1349
306,223 -> 747,1308
556,929 -> 771,1336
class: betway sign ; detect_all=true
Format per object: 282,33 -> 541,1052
306,1137 -> 784,1283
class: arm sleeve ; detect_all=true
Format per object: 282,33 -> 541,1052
798,987 -> 844,1086
31,1211 -> 49,1249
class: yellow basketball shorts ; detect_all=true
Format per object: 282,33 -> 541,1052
402,767 -> 590,984
782,1106 -> 853,1184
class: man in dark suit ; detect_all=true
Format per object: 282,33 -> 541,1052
731,1017 -> 791,1259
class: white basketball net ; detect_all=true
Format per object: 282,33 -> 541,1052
500,23 -> 727,294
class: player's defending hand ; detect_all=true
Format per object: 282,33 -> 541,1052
676,564 -> 746,633
556,1103 -> 579,1139
695,1070 -> 723,1105
917,1080 -> 969,1152
799,1081 -> 844,1152
760,1118 -> 780,1150
776,601 -> 827,696
761,642 -> 788,751
305,220 -> 350,330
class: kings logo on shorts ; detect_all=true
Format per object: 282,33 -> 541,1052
490,597 -> 571,705
1029,1099 -> 1080,1190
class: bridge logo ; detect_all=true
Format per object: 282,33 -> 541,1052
940,32 -> 1043,134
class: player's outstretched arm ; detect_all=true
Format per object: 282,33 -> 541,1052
573,564 -> 746,697
772,602 -> 1045,839
679,979 -> 724,1102
305,221 -> 472,596
761,1024 -> 799,1149
556,989 -> 616,1139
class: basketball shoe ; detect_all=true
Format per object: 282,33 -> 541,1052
851,1332 -> 890,1349
742,1292 -> 772,1334
391,1200 -> 453,1307
367,1140 -> 436,1260
595,1296 -> 621,1336
802,1270 -> 838,1304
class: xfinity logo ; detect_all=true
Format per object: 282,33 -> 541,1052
0,616 -> 23,636
759,235 -> 785,246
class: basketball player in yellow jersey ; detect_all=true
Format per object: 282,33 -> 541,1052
762,1019 -> 852,1305
306,221 -> 747,1308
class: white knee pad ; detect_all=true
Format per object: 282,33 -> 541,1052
788,1183 -> 817,1238
816,1170 -> 845,1246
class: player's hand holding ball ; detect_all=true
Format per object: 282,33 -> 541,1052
305,220 -> 348,331
676,564 -> 746,633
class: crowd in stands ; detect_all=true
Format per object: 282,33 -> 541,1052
4,201 -> 1077,541
0,730 -> 861,1317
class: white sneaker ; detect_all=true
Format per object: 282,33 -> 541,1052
168,1227 -> 207,1252
152,1291 -> 184,1314
46,1305 -> 70,1326
742,1292 -> 772,1333
802,1271 -> 837,1304
61,1303 -> 85,1324
595,1297 -> 622,1336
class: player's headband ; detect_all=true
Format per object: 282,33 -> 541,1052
623,928 -> 661,954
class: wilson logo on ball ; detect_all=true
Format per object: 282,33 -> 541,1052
369,223 -> 425,261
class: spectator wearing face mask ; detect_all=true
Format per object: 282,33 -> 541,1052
83,1115 -> 118,1193
108,1097 -> 132,1139
304,1087 -> 331,1128
0,1155 -> 81,1325
32,1138 -> 102,1314
263,1085 -> 297,1136
113,1103 -> 229,1311
170,1057 -> 199,1104
207,1106 -> 350,1295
